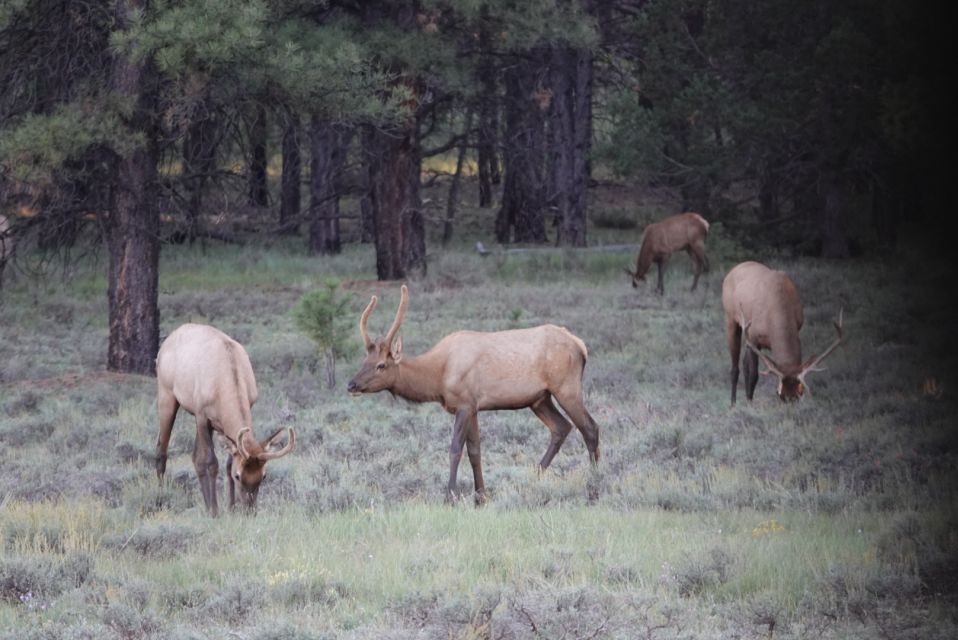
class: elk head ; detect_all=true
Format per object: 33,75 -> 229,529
346,284 -> 408,395
623,267 -> 644,288
225,427 -> 295,509
742,309 -> 843,402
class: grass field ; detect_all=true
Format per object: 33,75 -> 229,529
1,191 -> 957,638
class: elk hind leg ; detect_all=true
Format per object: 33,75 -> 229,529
687,246 -> 707,291
156,389 -> 179,483
531,396 -> 575,470
728,321 -> 742,405
446,408 -> 474,503
552,392 -> 600,465
463,413 -> 486,505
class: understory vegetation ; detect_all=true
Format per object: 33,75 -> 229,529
1,190 -> 956,638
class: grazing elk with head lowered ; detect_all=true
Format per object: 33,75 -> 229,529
625,212 -> 710,294
156,323 -> 295,516
722,261 -> 843,404
346,285 -> 600,504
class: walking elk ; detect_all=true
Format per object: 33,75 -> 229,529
156,324 -> 295,515
346,285 -> 600,503
625,212 -> 710,294
722,261 -> 844,404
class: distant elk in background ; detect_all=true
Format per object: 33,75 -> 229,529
346,285 -> 600,504
722,261 -> 844,404
625,212 -> 710,294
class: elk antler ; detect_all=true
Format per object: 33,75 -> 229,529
739,311 -> 786,378
359,295 -> 378,350
257,427 -> 296,461
236,427 -> 253,459
798,308 -> 844,384
383,284 -> 409,350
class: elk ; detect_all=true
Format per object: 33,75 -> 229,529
155,323 -> 295,516
625,212 -> 710,294
722,261 -> 844,404
346,285 -> 600,504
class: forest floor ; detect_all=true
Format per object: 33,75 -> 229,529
1,182 -> 957,639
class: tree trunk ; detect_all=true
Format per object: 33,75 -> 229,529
443,111 -> 473,245
308,117 -> 345,255
248,106 -> 269,207
551,44 -> 592,247
364,116 -> 424,280
105,0 -> 159,375
820,180 -> 850,258
280,110 -> 302,233
496,53 -> 547,244
183,104 -> 217,244
476,20 -> 499,208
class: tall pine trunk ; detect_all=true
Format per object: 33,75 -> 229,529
105,0 -> 159,375
551,45 -> 592,247
182,102 -> 216,244
248,106 -> 269,207
476,20 -> 500,208
308,117 -> 345,255
496,53 -> 547,244
280,110 -> 302,233
364,115 -> 425,280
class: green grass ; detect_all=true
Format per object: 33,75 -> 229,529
1,186 -> 957,638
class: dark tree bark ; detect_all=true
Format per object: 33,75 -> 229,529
248,106 -> 269,207
550,44 -> 593,247
364,114 -> 425,279
476,18 -> 500,208
308,117 -> 347,255
443,110 -> 473,245
496,53 -> 547,244
182,103 -> 217,244
359,167 -> 375,244
820,180 -> 850,258
280,110 -> 302,233
105,0 -> 160,375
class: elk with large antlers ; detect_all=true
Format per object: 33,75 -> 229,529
625,212 -> 710,294
722,261 -> 843,404
155,324 -> 295,516
346,285 -> 600,503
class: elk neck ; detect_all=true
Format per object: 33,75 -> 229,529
391,349 -> 446,405
766,314 -> 803,370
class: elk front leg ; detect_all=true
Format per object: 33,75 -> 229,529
655,259 -> 666,295
446,408 -> 473,503
743,347 -> 759,401
463,412 -> 486,505
192,416 -> 219,516
226,455 -> 236,510
156,389 -> 179,483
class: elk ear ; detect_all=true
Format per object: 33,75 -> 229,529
391,334 -> 403,363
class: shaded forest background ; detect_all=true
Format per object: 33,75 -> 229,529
0,0 -> 949,374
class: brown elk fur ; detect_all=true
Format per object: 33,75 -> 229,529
346,285 -> 600,503
155,323 -> 294,515
626,212 -> 710,294
722,261 -> 843,404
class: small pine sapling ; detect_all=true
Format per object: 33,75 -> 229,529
291,280 -> 356,389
